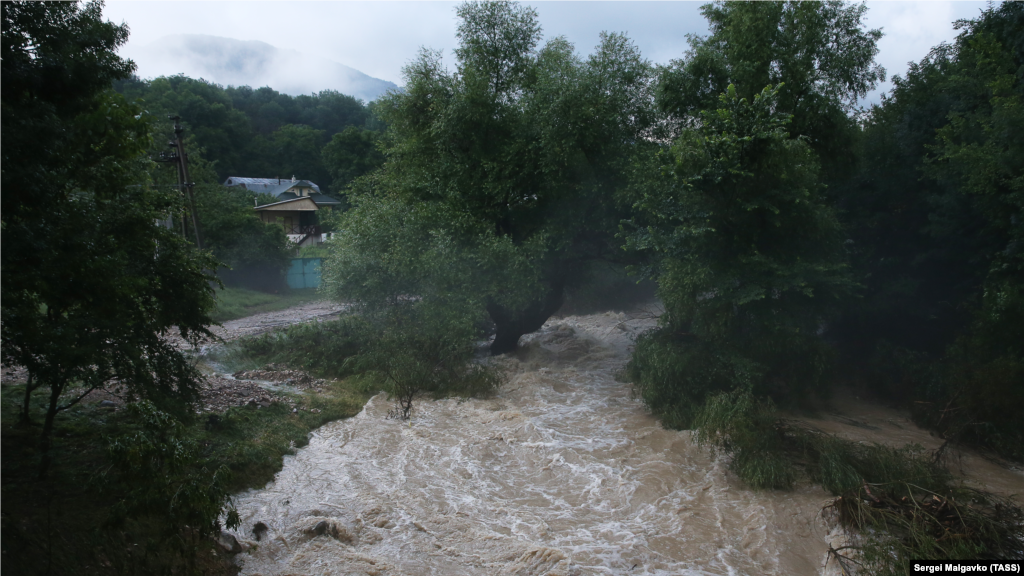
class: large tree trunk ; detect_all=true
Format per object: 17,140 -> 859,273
487,279 -> 565,355
37,383 -> 62,479
20,372 -> 35,425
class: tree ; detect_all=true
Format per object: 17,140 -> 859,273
321,126 -> 385,195
1,1 -> 219,476
326,0 -> 658,354
625,86 -> 853,426
839,2 -> 1024,457
249,123 -> 329,186
832,2 -> 1021,370
113,78 -> 373,183
658,0 -> 885,179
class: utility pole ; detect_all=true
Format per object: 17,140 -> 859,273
156,115 -> 203,249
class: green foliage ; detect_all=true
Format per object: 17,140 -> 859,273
106,402 -> 238,535
1,1 -> 220,475
319,192 -> 510,412
249,123 -> 330,188
229,309 -> 501,418
689,388 -> 953,494
658,0 -> 884,179
359,314 -> 502,419
235,316 -> 374,379
210,287 -> 321,323
688,389 -> 1023,574
626,85 -> 852,415
195,182 -> 292,290
321,125 -> 385,195
829,483 -> 1024,575
693,389 -> 794,490
337,0 -> 659,354
917,283 -> 1024,460
627,331 -> 762,429
114,76 -> 372,182
196,384 -> 369,490
1,366 -> 371,575
832,2 -> 1024,459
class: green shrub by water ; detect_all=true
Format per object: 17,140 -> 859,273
228,313 -> 502,418
627,329 -> 764,429
684,388 -> 1023,574
234,315 -> 373,378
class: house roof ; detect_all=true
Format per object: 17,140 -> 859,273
223,176 -> 322,194
254,196 -> 320,211
307,193 -> 342,206
228,176 -> 342,207
263,179 -> 318,197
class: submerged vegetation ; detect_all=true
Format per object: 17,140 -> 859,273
691,389 -> 1024,574
230,314 -> 502,419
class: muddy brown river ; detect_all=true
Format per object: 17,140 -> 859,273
223,308 -> 1023,576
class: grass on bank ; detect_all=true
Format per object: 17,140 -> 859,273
210,286 -> 321,323
0,376 -> 374,576
690,388 -> 1024,575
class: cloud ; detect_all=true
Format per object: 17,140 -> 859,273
122,34 -> 397,101
104,0 -> 994,106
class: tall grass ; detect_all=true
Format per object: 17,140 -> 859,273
223,314 -> 503,418
687,389 -> 1023,574
211,286 -> 322,323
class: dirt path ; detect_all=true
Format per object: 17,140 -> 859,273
158,300 -> 349,351
212,300 -> 348,342
791,389 -> 1024,499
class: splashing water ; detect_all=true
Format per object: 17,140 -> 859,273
226,310 -> 848,576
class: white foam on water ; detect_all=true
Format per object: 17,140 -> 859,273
228,310 -> 838,576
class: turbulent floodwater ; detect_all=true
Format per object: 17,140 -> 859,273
226,309 -> 854,576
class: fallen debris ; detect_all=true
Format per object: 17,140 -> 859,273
232,364 -> 327,391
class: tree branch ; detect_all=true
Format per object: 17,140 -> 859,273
55,380 -> 109,413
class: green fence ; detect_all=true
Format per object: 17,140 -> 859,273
287,258 -> 322,289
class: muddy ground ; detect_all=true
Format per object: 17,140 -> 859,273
0,299 -> 346,412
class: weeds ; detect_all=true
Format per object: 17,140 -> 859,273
0,374 -> 371,575
210,287 -> 321,324
227,309 -> 502,420
685,388 -> 1024,575
827,484 -> 1024,575
232,315 -> 373,379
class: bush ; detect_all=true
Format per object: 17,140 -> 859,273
230,310 -> 502,419
627,329 -> 763,429
692,389 -> 794,489
234,315 -> 374,378
687,389 -> 1024,575
349,299 -> 502,419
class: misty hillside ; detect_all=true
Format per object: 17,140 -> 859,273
121,34 -> 398,102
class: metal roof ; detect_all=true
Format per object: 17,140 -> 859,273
254,196 -> 320,210
223,176 -> 322,194
307,193 -> 341,206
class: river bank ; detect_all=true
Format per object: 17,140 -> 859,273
222,307 -> 1023,576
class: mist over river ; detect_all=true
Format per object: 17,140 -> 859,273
222,309 -> 870,575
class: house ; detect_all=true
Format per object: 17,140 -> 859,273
224,176 -> 342,247
223,176 -> 342,208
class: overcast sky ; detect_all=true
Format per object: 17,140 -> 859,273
103,1 -> 993,105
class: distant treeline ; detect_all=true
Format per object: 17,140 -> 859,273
113,75 -> 384,194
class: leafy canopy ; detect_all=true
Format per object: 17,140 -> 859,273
1,1 -> 219,473
626,85 -> 853,425
658,0 -> 884,176
333,0 -> 658,354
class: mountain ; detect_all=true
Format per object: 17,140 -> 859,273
121,34 -> 398,103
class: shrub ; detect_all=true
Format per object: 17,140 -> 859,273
627,329 -> 763,429
234,315 -> 374,378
